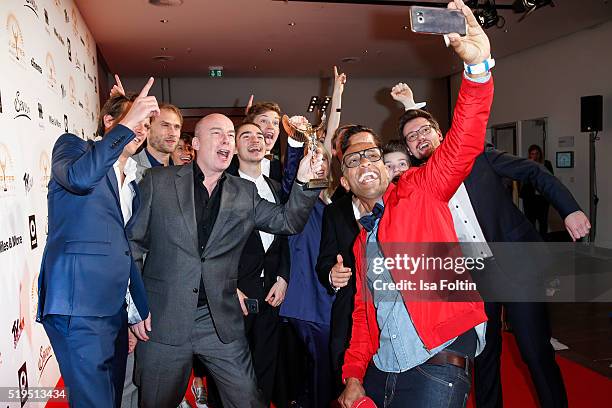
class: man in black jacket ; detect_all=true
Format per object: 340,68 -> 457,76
399,108 -> 590,408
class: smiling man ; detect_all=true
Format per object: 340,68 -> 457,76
133,103 -> 183,181
128,113 -> 324,408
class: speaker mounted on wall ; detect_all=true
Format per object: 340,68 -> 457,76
580,95 -> 603,133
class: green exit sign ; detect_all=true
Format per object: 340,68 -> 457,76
209,66 -> 223,78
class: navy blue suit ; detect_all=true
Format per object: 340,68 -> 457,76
37,125 -> 149,408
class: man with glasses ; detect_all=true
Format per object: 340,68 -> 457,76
337,1 -> 494,407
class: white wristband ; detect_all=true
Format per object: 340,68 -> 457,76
464,58 -> 495,75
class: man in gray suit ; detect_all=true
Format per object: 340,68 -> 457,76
129,113 -> 323,408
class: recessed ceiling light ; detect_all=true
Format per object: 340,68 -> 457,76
403,25 -> 409,30
253,65 -> 257,70
160,19 -> 169,23
267,48 -> 273,52
288,22 -> 296,26
341,57 -> 360,64
149,0 -> 184,6
364,49 -> 368,54
152,55 -> 175,62
161,47 -> 168,51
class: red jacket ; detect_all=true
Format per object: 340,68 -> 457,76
342,75 -> 494,383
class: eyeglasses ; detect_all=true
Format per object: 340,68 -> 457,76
342,147 -> 382,168
404,124 -> 433,142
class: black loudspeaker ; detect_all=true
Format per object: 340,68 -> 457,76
581,95 -> 603,132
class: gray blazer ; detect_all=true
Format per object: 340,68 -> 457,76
128,164 -> 318,345
133,149 -> 152,183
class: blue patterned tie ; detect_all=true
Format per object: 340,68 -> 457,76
359,202 -> 384,232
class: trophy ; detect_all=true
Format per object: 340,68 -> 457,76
282,114 -> 328,190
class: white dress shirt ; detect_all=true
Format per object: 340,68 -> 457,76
261,157 -> 271,178
448,183 -> 493,259
113,157 -> 142,324
239,169 -> 275,277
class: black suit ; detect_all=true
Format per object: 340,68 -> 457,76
237,176 -> 290,405
465,144 -> 579,408
315,193 -> 360,392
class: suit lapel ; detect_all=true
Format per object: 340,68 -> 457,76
106,168 -> 121,211
204,175 -> 235,257
175,165 -> 197,241
126,180 -> 140,230
341,195 -> 360,236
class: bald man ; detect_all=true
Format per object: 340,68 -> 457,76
128,114 -> 323,408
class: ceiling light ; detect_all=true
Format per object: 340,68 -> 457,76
149,0 -> 184,6
267,48 -> 273,52
152,55 -> 175,62
288,22 -> 296,26
160,19 -> 169,23
161,47 -> 168,51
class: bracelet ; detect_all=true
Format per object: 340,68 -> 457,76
464,57 -> 495,75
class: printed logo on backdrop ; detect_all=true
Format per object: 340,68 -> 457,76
61,83 -> 67,99
7,14 -> 26,64
84,92 -> 90,115
54,0 -> 62,11
18,362 -> 29,407
44,8 -> 50,29
38,344 -> 52,380
64,114 -> 69,132
0,88 -> 3,113
53,26 -> 65,46
11,315 -> 25,348
0,143 -> 17,195
31,272 -> 40,323
67,37 -> 72,62
29,215 -> 38,249
49,111 -> 62,129
14,91 -> 32,120
37,102 -> 43,119
23,173 -> 34,194
31,57 -> 43,75
69,76 -> 76,105
39,151 -> 50,191
46,52 -> 58,90
24,0 -> 40,18
71,6 -> 79,37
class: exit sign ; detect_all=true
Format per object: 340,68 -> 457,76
209,66 -> 223,78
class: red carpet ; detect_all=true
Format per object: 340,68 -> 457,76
46,334 -> 610,407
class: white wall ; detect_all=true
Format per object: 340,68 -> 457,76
451,21 -> 612,246
116,75 -> 449,141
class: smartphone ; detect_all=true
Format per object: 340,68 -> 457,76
410,6 -> 467,36
244,298 -> 259,314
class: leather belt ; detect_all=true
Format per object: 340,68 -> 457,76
425,350 -> 471,372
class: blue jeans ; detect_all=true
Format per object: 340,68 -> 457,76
363,361 -> 471,408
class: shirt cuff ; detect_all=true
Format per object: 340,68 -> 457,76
464,72 -> 492,84
287,137 -> 304,148
329,271 -> 340,292
403,101 -> 427,111
125,287 -> 143,325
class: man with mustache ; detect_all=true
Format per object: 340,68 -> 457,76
129,113 -> 324,408
338,1 -> 494,406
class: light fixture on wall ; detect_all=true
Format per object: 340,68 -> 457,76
513,0 -> 555,21
473,0 -> 505,29
306,95 -> 331,113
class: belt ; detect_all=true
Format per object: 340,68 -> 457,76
425,350 -> 472,372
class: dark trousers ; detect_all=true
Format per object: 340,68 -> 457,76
474,302 -> 568,408
134,305 -> 265,408
524,198 -> 550,239
288,318 -> 333,408
244,300 -> 281,405
363,361 -> 471,408
42,309 -> 128,408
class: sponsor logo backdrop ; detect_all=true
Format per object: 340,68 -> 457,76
0,0 -> 99,403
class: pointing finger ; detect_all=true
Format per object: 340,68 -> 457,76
138,77 -> 155,98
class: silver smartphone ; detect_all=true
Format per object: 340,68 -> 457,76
410,6 -> 467,36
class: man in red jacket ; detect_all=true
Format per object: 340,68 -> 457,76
338,1 -> 494,407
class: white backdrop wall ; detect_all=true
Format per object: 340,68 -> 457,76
0,0 -> 99,404
450,20 -> 612,246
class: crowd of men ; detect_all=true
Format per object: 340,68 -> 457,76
36,1 -> 591,407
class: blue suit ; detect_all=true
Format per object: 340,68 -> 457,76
37,124 -> 149,408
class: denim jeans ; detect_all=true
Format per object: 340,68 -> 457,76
363,360 -> 471,408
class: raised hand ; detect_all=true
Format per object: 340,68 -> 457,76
119,77 -> 160,132
333,66 -> 347,94
331,254 -> 352,289
447,0 -> 491,66
296,146 -> 324,184
245,94 -> 254,114
110,74 -> 125,98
